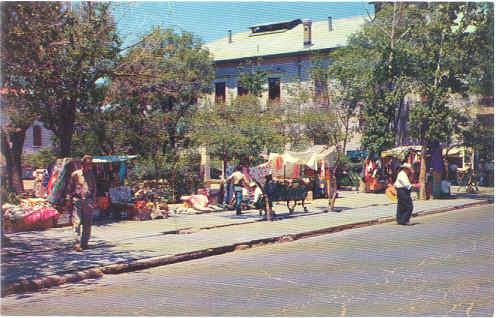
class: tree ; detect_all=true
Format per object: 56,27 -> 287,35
329,3 -> 431,154
53,2 -> 119,157
330,3 -> 493,199
7,2 -> 121,157
109,27 -> 213,152
405,3 -> 492,199
107,27 -> 214,197
237,58 -> 267,97
1,2 -> 55,192
190,95 -> 286,176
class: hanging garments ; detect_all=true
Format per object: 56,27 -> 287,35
119,162 -> 127,184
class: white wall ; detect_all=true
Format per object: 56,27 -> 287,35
23,120 -> 54,154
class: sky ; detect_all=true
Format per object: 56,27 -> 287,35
112,2 -> 374,47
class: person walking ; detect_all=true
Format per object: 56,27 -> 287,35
67,155 -> 97,250
227,166 -> 249,215
394,163 -> 420,225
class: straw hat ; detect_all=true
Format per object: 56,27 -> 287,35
401,163 -> 412,169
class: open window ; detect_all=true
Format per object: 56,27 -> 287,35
237,83 -> 248,97
33,125 -> 42,147
268,78 -> 280,103
314,76 -> 329,107
215,82 -> 226,103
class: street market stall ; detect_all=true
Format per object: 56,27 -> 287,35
263,145 -> 338,212
45,155 -> 146,224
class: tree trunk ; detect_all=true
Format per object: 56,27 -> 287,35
58,120 -> 74,157
222,152 -> 228,179
1,130 -> 26,193
418,144 -> 427,200
342,114 -> 350,154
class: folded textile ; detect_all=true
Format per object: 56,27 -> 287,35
23,207 -> 59,225
180,194 -> 209,210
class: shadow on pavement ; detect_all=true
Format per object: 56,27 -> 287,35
1,234 -> 153,290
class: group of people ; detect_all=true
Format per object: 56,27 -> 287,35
65,156 -> 446,251
224,166 -> 276,216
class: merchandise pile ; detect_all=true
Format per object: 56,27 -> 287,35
2,198 -> 59,233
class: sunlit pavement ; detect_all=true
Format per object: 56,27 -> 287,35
2,204 -> 492,316
1,191 -> 491,288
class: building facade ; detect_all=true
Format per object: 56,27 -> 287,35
204,16 -> 367,153
22,120 -> 54,154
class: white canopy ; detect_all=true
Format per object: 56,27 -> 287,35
268,145 -> 337,170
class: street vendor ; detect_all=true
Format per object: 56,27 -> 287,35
67,155 -> 96,250
226,166 -> 250,215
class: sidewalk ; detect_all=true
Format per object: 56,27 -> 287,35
2,190 -> 493,295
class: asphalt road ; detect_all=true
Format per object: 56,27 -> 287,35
2,205 -> 493,316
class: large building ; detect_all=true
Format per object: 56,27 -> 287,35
204,16 -> 367,153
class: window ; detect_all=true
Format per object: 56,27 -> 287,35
268,78 -> 280,102
237,83 -> 248,97
215,82 -> 226,103
33,125 -> 42,147
314,77 -> 329,107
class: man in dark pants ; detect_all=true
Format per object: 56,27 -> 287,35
68,155 -> 97,250
394,163 -> 420,225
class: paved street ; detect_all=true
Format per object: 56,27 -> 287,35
2,205 -> 492,316
2,192 -> 489,287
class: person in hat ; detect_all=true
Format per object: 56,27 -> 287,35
67,155 -> 96,250
394,163 -> 420,225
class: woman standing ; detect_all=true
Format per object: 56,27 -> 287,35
394,163 -> 420,225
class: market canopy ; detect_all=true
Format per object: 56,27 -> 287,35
380,146 -> 422,159
444,146 -> 472,157
268,145 -> 337,170
92,155 -> 138,163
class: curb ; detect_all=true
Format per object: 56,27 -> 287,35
2,199 -> 491,297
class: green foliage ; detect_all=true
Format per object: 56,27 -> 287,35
190,95 -> 286,168
409,96 -> 461,146
3,2 -> 121,156
329,2 -> 493,154
22,148 -> 56,169
277,81 -> 343,151
461,117 -> 494,161
107,27 -> 214,156
128,150 -> 201,200
237,59 -> 267,97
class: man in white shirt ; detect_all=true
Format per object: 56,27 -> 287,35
394,163 -> 420,225
226,166 -> 250,215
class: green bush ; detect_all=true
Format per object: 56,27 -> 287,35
22,148 -> 56,169
128,150 -> 202,202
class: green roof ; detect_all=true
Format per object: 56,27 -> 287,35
205,16 -> 368,62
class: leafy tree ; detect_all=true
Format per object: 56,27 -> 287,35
190,95 -> 286,176
108,27 -> 213,153
330,3 -> 430,154
107,27 -> 213,196
0,2 -> 57,192
330,2 -> 493,199
237,58 -> 267,97
404,3 -> 492,198
7,2 -> 121,157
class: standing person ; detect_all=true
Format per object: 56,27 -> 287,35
226,166 -> 249,215
394,163 -> 420,225
67,155 -> 97,250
